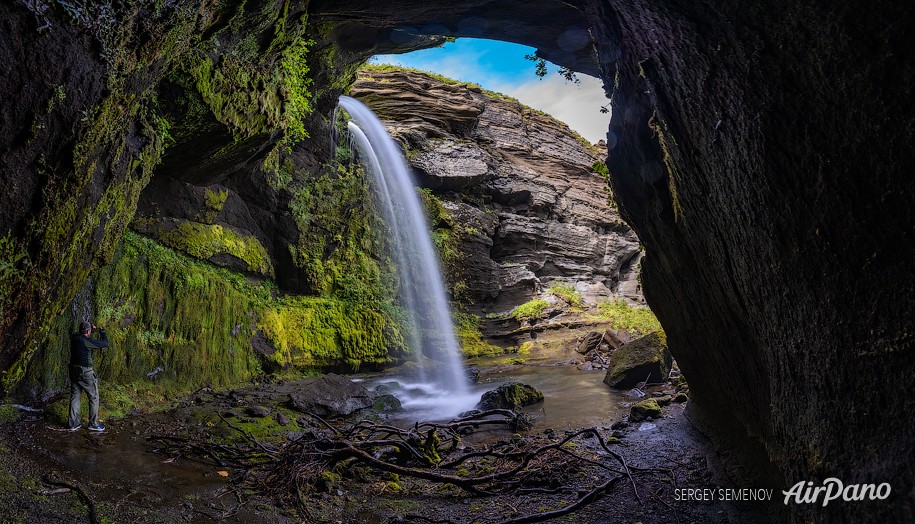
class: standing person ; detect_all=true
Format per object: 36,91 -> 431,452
69,320 -> 108,432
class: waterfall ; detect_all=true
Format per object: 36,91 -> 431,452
338,96 -> 470,401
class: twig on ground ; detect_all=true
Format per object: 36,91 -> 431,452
42,475 -> 99,524
496,474 -> 623,524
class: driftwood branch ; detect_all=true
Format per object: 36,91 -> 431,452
146,409 -> 643,522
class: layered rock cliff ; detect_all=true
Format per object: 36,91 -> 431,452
351,68 -> 644,316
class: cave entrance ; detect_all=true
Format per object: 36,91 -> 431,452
348,35 -> 660,377
371,38 -> 611,144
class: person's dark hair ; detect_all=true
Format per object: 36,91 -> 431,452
79,321 -> 91,334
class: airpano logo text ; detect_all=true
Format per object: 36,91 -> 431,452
782,478 -> 891,506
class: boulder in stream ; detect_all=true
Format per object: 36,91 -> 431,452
603,332 -> 672,389
287,373 -> 374,417
476,382 -> 544,410
373,394 -> 403,413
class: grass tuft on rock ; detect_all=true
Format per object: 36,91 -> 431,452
596,299 -> 664,339
547,282 -> 582,308
512,299 -> 549,322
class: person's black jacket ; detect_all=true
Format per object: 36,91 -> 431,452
70,329 -> 108,367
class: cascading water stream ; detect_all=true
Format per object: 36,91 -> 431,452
338,96 -> 471,412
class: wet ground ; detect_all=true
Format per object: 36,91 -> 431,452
0,351 -> 774,523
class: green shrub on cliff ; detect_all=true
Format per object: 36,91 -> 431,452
0,233 -> 29,311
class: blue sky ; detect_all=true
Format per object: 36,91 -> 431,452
372,39 -> 611,144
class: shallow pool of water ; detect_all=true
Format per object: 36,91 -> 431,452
361,364 -> 630,431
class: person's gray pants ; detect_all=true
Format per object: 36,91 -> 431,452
69,365 -> 99,428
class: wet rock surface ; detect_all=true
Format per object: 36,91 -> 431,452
603,332 -> 673,389
475,382 -> 545,410
287,373 -> 375,417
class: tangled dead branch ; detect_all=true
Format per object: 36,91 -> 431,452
146,409 -> 641,523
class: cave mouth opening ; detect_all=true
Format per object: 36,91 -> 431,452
368,37 -> 612,145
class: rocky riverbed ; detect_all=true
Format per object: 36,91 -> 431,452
0,354 -> 771,523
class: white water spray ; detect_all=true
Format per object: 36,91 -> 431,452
338,96 -> 470,408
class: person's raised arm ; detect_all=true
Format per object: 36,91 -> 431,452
86,325 -> 108,349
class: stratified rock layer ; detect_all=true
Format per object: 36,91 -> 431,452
352,69 -> 644,313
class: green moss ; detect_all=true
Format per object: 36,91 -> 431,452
279,37 -> 316,145
318,471 -> 341,492
420,428 -> 442,465
218,410 -> 300,444
547,282 -> 582,308
512,299 -> 549,322
159,221 -> 274,277
1,0 -> 331,397
596,299 -> 664,340
648,113 -> 682,222
631,398 -> 661,419
204,188 -> 229,213
29,222 -> 402,419
456,313 -> 500,358
3,94 -> 169,395
0,405 -> 21,425
258,295 -> 405,370
287,164 -> 391,304
493,383 -> 544,408
0,233 -> 30,312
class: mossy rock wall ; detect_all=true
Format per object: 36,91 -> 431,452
21,231 -> 408,404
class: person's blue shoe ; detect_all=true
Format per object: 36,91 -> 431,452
68,425 -> 81,432
87,424 -> 105,432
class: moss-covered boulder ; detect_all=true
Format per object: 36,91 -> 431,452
475,382 -> 544,410
630,398 -> 661,421
373,394 -> 403,413
603,332 -> 672,389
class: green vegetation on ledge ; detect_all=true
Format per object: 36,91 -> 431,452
547,282 -> 582,308
597,299 -> 664,340
513,299 -> 549,322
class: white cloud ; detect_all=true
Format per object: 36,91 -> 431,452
495,75 -> 611,144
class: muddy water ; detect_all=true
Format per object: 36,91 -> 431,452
24,415 -> 229,505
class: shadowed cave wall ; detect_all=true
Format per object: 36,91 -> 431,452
0,0 -> 912,520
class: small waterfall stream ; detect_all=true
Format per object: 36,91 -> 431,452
338,96 -> 472,415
